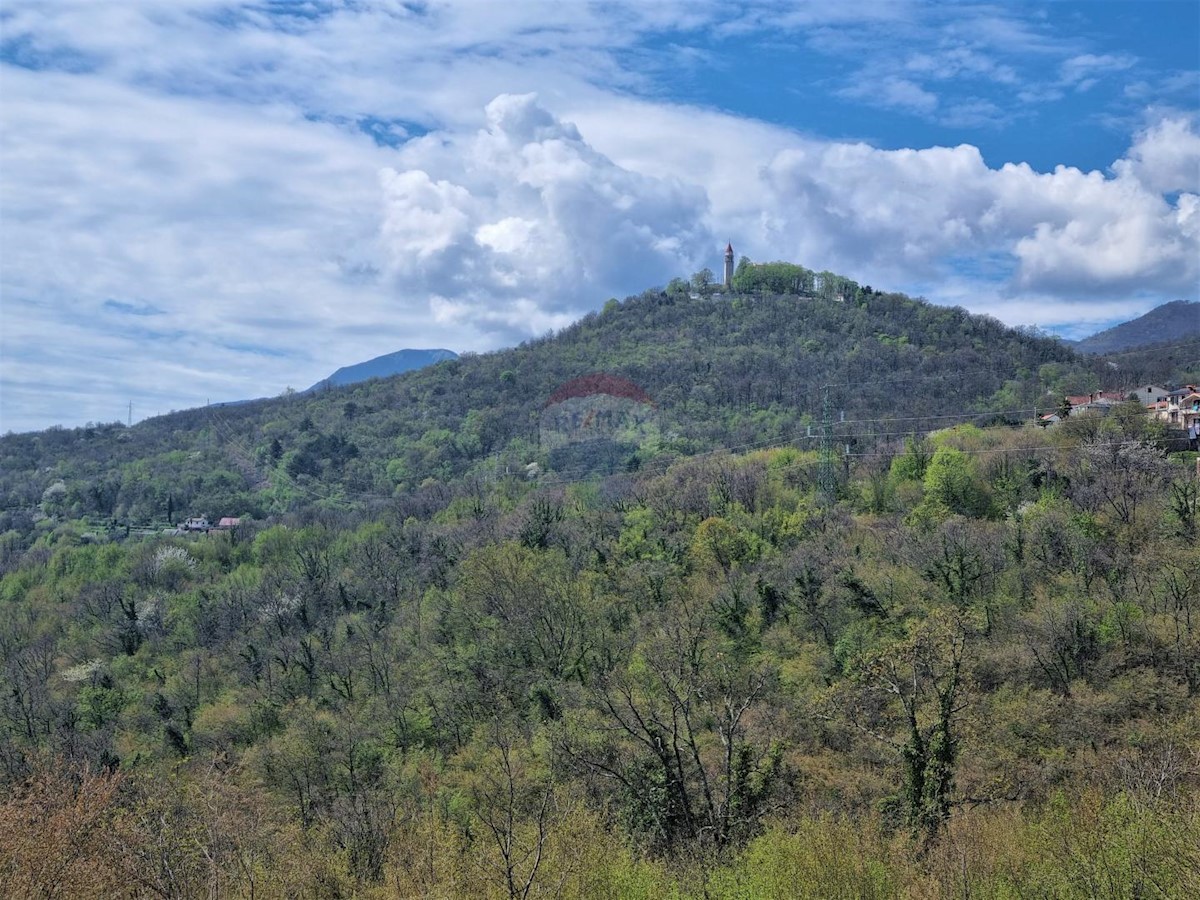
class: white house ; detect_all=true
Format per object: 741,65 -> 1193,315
1152,386 -> 1200,430
1131,384 -> 1170,406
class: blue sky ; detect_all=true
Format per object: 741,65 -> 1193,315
640,2 -> 1199,173
1,0 -> 1198,432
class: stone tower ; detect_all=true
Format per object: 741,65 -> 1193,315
723,242 -> 734,288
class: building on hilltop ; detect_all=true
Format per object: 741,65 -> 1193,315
723,242 -> 734,288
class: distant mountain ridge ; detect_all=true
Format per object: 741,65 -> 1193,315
307,348 -> 457,392
1074,300 -> 1199,354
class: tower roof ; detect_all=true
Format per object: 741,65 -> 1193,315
725,241 -> 733,253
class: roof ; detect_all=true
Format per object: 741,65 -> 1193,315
1067,391 -> 1126,407
217,517 -> 241,528
725,242 -> 733,253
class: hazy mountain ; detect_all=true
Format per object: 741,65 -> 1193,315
1074,300 -> 1200,354
306,348 -> 458,392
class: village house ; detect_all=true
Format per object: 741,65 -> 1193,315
1131,384 -> 1170,406
1065,390 -> 1126,415
1150,385 -> 1200,429
174,515 -> 243,535
1041,387 -> 1154,426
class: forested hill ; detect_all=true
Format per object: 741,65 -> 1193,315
2,283 -> 1199,896
2,284 -> 1088,524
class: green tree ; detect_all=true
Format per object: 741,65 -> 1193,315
843,611 -> 971,837
911,446 -> 990,523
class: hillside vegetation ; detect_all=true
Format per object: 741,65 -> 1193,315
2,284 -> 1095,528
2,277 -> 1199,897
1,408 -> 1198,897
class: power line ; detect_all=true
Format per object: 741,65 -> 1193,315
818,383 -> 836,501
198,363 -> 1191,509
202,398 -> 1175,501
531,402 -> 1173,488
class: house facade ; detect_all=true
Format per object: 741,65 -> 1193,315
1131,384 -> 1170,406
1065,391 -> 1125,415
1151,386 -> 1200,429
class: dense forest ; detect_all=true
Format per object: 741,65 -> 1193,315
9,279 -> 1192,533
2,279 -> 1199,898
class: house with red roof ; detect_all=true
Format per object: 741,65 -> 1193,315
1065,391 -> 1124,415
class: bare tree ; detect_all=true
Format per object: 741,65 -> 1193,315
563,589 -> 780,851
470,724 -> 554,900
838,611 -> 972,836
1072,438 -> 1170,528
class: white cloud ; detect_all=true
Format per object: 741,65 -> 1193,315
376,93 -> 712,328
380,170 -> 474,259
811,3 -> 1086,124
571,98 -> 1200,309
475,217 -> 539,256
1060,52 -> 1137,90
0,1 -> 1196,432
1005,167 -> 1195,294
752,127 -> 1199,299
0,63 -> 465,432
1115,116 -> 1200,194
904,47 -> 1018,85
841,76 -> 940,115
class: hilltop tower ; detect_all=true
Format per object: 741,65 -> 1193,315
723,242 -> 734,288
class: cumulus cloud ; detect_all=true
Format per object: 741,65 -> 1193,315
1005,166 -> 1196,294
747,119 -> 1200,299
1115,116 -> 1200,194
371,91 -> 1198,332
1,1 -> 1197,432
377,94 -> 712,328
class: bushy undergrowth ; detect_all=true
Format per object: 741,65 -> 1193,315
2,413 -> 1198,898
